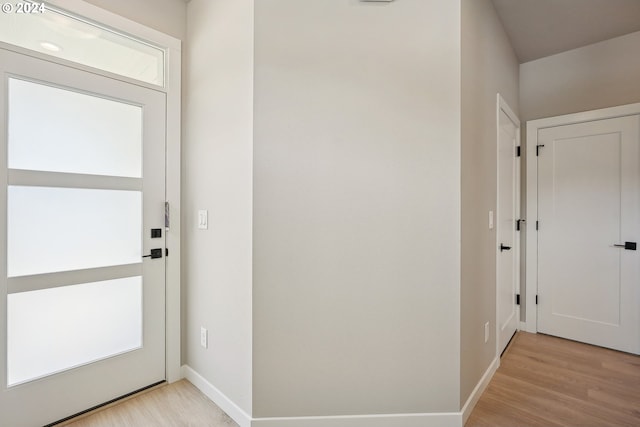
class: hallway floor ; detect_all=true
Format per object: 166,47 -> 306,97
466,332 -> 640,426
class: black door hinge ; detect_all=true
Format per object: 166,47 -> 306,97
536,220 -> 539,230
536,295 -> 539,305
516,146 -> 521,157
516,294 -> 520,305
536,144 -> 545,156
165,248 -> 169,257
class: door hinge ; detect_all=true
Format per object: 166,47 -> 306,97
516,294 -> 520,305
516,146 -> 521,157
536,144 -> 545,156
165,248 -> 169,257
165,201 -> 170,229
536,295 -> 539,305
536,220 -> 539,230
516,219 -> 525,231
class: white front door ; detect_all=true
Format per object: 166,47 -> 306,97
0,49 -> 167,426
537,115 -> 640,354
497,103 -> 520,355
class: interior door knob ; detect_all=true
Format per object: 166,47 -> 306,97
613,242 -> 637,251
500,243 -> 512,252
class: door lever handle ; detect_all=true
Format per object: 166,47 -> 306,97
143,248 -> 163,259
613,242 -> 637,251
500,244 -> 512,252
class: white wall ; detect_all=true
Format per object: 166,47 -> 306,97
460,0 -> 519,405
183,0 -> 253,414
252,0 -> 461,417
520,31 -> 640,121
83,0 -> 186,41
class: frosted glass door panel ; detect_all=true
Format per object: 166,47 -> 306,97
8,187 -> 142,277
7,277 -> 142,386
8,78 -> 142,177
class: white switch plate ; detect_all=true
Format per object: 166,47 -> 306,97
198,210 -> 208,230
200,327 -> 208,349
488,210 -> 494,230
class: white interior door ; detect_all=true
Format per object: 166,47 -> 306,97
497,104 -> 520,355
537,115 -> 640,354
0,49 -> 167,426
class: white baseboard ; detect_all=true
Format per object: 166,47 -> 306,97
251,412 -> 461,427
519,321 -> 528,331
460,356 -> 499,425
181,365 -> 252,427
183,364 -> 488,427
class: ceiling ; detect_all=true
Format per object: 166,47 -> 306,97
491,0 -> 640,63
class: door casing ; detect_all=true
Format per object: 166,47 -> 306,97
0,0 -> 182,399
496,94 -> 521,356
525,102 -> 640,333
0,46 -> 169,427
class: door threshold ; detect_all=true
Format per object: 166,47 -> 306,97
47,381 -> 166,427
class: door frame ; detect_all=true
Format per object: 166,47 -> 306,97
0,0 -> 182,382
496,94 -> 521,356
525,102 -> 640,332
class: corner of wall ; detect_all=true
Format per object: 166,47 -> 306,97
183,0 -> 254,416
460,0 -> 519,409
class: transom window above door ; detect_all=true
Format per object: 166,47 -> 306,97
0,1 -> 165,86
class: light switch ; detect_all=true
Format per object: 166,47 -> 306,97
489,210 -> 494,230
198,210 -> 208,230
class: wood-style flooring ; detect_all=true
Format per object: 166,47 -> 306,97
466,332 -> 640,427
61,380 -> 239,427
58,332 -> 639,427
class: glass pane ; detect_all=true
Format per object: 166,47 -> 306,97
0,7 -> 164,86
7,277 -> 142,386
8,187 -> 142,277
8,78 -> 142,178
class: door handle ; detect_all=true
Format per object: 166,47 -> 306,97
500,244 -> 512,252
613,242 -> 637,251
143,248 -> 163,259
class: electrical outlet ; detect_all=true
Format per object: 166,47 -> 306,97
484,322 -> 490,343
200,327 -> 208,349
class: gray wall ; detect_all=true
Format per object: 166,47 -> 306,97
253,0 -> 462,417
183,0 -> 254,414
84,0 -> 186,41
520,31 -> 640,121
460,0 -> 519,406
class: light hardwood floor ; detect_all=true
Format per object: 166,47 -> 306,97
57,332 -> 639,427
466,332 -> 640,427
61,380 -> 238,427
